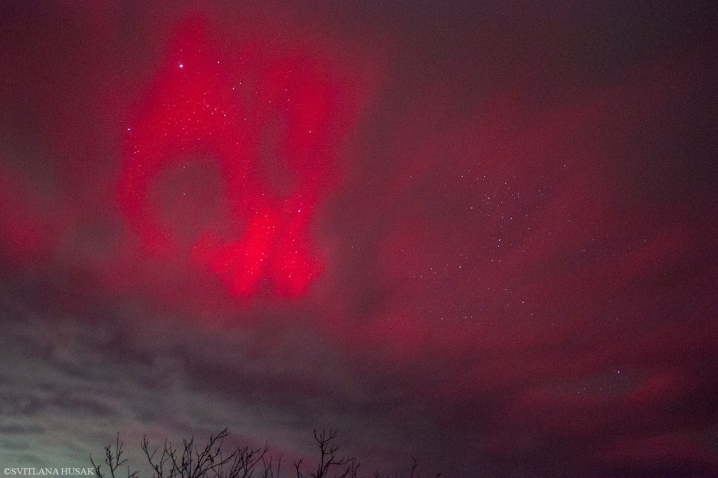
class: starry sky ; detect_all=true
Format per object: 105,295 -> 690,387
1,1 -> 718,476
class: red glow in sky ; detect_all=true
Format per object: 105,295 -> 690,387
0,2 -> 717,476
118,17 -> 364,299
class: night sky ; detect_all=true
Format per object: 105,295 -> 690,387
1,1 -> 718,476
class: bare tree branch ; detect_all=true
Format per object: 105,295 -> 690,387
93,428 -> 438,478
91,433 -> 139,478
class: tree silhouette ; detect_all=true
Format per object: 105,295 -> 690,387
292,428 -> 356,478
91,429 -> 439,478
